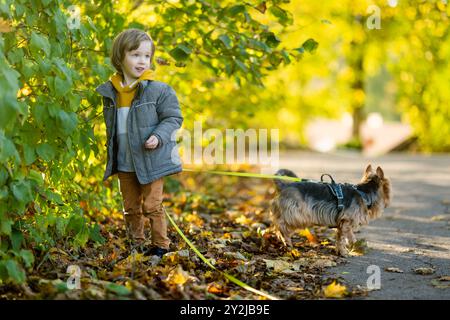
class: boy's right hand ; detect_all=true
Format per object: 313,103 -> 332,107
144,135 -> 159,149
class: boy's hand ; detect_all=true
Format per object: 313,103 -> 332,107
144,135 -> 159,149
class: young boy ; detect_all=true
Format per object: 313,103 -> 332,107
95,29 -> 183,258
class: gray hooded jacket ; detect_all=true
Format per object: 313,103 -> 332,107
95,80 -> 183,184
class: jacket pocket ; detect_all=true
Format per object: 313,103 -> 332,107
149,140 -> 180,170
139,126 -> 180,170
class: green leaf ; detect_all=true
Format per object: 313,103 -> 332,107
234,59 -> 248,72
0,133 -> 20,163
19,249 -> 35,268
218,34 -> 232,49
30,32 -> 51,57
106,283 -> 132,296
169,44 -> 192,62
228,5 -> 246,17
23,144 -> 36,165
281,50 -> 291,64
0,219 -> 13,236
54,77 -> 71,97
11,229 -> 24,251
302,38 -> 319,53
0,67 -> 20,91
89,224 -> 105,244
269,6 -> 291,26
33,103 -> 49,126
0,168 -> 7,187
11,179 -> 33,204
264,32 -> 281,48
36,143 -> 56,161
5,259 -> 26,283
68,214 -> 85,234
28,169 -> 44,185
43,189 -> 64,205
57,110 -> 78,135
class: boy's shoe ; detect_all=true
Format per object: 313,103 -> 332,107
147,247 -> 168,258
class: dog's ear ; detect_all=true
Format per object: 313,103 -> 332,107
361,164 -> 373,182
376,166 -> 385,179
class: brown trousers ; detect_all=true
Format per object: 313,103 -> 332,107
117,171 -> 170,249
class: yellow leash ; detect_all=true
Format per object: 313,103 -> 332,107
182,168 -> 302,182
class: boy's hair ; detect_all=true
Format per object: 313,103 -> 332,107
111,28 -> 156,74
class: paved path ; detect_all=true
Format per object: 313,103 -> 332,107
277,151 -> 450,299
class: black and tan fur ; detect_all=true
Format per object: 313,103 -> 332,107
269,165 -> 391,256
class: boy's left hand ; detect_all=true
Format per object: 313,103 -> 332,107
144,135 -> 159,149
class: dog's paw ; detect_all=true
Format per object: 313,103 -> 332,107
336,246 -> 349,257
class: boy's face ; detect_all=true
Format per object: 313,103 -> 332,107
122,40 -> 152,80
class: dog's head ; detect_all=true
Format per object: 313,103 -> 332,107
361,164 -> 392,209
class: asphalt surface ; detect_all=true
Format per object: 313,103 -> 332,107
276,150 -> 450,299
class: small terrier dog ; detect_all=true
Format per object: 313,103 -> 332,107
269,165 -> 391,256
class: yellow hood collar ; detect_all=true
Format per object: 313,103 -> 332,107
110,69 -> 154,92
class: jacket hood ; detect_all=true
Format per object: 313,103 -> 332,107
110,69 -> 154,93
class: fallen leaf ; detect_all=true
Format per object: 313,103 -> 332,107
349,239 -> 369,255
431,278 -> 450,289
290,249 -> 301,259
207,282 -> 226,295
312,258 -> 337,268
251,222 -> 267,230
323,281 -> 347,298
165,265 -> 191,286
431,215 -> 450,221
105,283 -> 132,296
177,249 -> 190,257
298,228 -> 317,244
413,267 -> 435,275
235,215 -> 253,225
263,259 -> 292,273
223,251 -> 247,261
286,286 -> 303,292
385,267 -> 404,273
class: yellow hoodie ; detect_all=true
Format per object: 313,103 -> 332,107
110,69 -> 154,107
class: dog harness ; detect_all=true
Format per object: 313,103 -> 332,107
320,174 -> 373,212
321,174 -> 345,212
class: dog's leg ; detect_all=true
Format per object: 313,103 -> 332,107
336,220 -> 351,257
277,223 -> 293,248
347,227 -> 356,245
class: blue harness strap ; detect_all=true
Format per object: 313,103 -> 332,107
321,174 -> 344,212
351,185 -> 373,209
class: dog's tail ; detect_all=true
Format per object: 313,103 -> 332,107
274,169 -> 299,191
